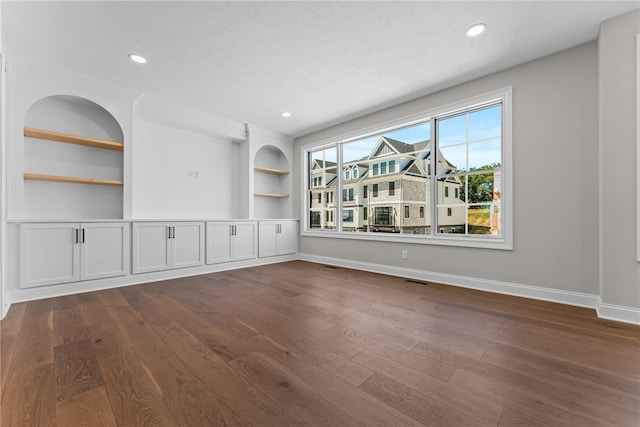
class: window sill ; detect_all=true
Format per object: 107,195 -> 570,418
300,229 -> 512,250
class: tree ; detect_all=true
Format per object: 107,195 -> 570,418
460,163 -> 501,204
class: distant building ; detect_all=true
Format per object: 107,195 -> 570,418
309,136 -> 466,233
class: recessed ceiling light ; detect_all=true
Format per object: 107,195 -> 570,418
128,53 -> 147,64
465,23 -> 487,37
282,112 -> 292,118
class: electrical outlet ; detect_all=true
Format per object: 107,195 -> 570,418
401,250 -> 408,260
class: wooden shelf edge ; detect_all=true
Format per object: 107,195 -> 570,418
254,192 -> 289,198
24,173 -> 124,187
24,127 -> 124,152
254,166 -> 289,175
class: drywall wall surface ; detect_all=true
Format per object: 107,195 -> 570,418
131,119 -> 237,219
295,42 -> 600,295
4,58 -> 134,220
599,9 -> 640,309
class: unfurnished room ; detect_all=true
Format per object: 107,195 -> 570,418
0,1 -> 639,426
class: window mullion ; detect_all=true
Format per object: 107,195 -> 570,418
430,117 -> 437,236
337,143 -> 343,233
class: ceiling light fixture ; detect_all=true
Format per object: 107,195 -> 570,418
282,112 -> 292,118
128,53 -> 147,64
465,23 -> 487,37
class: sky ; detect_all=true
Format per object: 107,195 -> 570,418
312,104 -> 502,172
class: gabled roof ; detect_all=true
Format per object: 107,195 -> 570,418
382,137 -> 415,154
369,137 -> 414,159
311,159 -> 337,170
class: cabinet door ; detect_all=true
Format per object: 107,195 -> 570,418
81,223 -> 129,281
206,223 -> 232,265
172,222 -> 204,269
233,223 -> 257,261
276,221 -> 298,255
132,222 -> 171,274
20,223 -> 80,288
258,222 -> 278,258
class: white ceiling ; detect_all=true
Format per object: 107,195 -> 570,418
3,1 -> 638,138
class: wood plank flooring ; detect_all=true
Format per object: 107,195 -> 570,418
1,260 -> 639,426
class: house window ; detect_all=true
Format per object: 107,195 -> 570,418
307,146 -> 337,231
330,192 -> 334,203
404,205 -> 410,218
364,209 -> 368,220
343,189 -> 347,201
343,209 -> 354,222
310,211 -> 321,228
348,188 -> 354,201
345,170 -> 350,180
374,207 -> 393,226
304,88 -> 511,248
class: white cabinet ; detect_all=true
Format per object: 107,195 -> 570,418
20,222 -> 129,288
132,222 -> 204,274
258,220 -> 298,258
206,222 -> 257,264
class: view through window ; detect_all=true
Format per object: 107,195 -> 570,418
305,94 -> 506,243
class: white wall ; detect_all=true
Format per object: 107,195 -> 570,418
599,10 -> 640,312
23,96 -> 124,219
5,59 -> 135,220
295,42 -> 600,298
131,119 -> 239,219
0,4 -> 5,317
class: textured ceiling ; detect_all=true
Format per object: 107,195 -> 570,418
3,1 -> 638,137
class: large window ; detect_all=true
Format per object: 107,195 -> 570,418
303,88 -> 511,249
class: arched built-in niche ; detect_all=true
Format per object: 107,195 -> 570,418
253,145 -> 291,219
23,95 -> 124,219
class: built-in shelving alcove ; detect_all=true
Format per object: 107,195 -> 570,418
253,145 -> 291,218
23,95 -> 124,219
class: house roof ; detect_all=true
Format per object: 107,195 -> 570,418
311,159 -> 337,169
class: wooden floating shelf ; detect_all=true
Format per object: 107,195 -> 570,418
254,192 -> 289,198
24,173 -> 124,187
254,166 -> 289,175
24,127 -> 124,152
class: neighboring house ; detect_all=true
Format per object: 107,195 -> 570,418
342,162 -> 368,231
359,137 -> 465,234
310,136 -> 470,233
308,159 -> 337,229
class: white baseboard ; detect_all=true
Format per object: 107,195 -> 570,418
2,300 -> 9,319
4,252 -> 639,326
5,254 -> 297,313
597,300 -> 640,325
298,253 -> 639,325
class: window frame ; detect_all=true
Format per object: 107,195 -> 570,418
301,87 -> 512,250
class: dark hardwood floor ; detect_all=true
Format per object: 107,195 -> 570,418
1,260 -> 639,426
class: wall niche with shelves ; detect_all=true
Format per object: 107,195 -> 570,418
23,95 -> 124,219
253,145 -> 291,219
